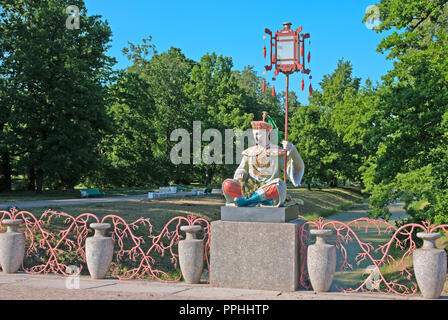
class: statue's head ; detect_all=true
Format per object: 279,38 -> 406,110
251,120 -> 273,148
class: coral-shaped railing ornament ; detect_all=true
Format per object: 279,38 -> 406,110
299,217 -> 448,296
0,207 -> 210,282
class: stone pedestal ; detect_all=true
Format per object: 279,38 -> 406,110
210,208 -> 304,291
221,204 -> 300,223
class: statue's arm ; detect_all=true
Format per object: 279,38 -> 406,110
233,155 -> 249,180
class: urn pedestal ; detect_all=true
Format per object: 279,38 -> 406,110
0,219 -> 25,274
86,223 -> 114,279
413,232 -> 447,299
307,229 -> 336,293
179,225 -> 204,284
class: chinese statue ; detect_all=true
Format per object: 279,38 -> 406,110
222,112 -> 305,207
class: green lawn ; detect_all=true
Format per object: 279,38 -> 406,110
6,187 -> 366,280
289,187 -> 366,220
0,187 -> 151,202
0,184 -> 223,203
16,187 -> 365,223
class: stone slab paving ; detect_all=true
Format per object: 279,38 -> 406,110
0,273 -> 439,300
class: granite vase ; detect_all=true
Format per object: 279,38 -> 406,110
86,223 -> 114,279
307,229 -> 336,292
179,225 -> 204,284
413,232 -> 447,299
0,219 -> 25,274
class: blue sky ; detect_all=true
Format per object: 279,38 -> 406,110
84,0 -> 392,105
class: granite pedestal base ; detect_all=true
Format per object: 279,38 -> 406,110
221,204 -> 300,223
210,218 -> 304,291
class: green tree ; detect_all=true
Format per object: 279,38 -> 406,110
289,60 -> 364,188
362,0 -> 448,222
92,71 -> 157,187
289,104 -> 334,189
185,53 -> 255,185
102,40 -> 196,187
0,0 -> 115,191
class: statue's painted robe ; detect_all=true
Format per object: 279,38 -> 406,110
222,143 -> 305,207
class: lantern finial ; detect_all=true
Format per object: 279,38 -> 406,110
283,22 -> 292,29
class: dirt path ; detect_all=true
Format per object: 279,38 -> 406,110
329,200 -> 409,222
325,201 -> 410,291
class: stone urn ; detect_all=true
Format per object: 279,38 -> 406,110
179,225 -> 204,284
86,223 -> 114,279
0,219 -> 25,274
413,232 -> 447,299
307,229 -> 336,293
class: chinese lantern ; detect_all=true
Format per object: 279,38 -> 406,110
301,45 -> 304,57
272,86 -> 276,97
301,79 -> 304,91
308,51 -> 311,63
263,46 -> 266,58
309,83 -> 313,96
262,80 -> 266,92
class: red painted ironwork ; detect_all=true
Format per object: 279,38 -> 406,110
0,207 -> 210,282
264,22 -> 310,76
4,207 -> 447,296
299,217 -> 448,296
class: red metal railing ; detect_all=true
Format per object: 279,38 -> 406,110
299,217 -> 448,296
2,207 -> 447,296
0,208 -> 210,282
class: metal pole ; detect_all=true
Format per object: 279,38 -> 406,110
284,74 -> 289,183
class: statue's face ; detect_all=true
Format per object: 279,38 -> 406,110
252,129 -> 270,147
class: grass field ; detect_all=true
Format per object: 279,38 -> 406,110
9,187 -> 365,279
16,187 -> 366,223
0,183 -> 220,203
0,187 -> 151,202
6,187 -> 448,296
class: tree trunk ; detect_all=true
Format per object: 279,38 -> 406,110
36,169 -> 44,193
27,165 -> 36,191
165,130 -> 169,154
330,176 -> 338,188
205,167 -> 213,187
360,181 -> 365,190
0,151 -> 12,192
307,183 -> 311,191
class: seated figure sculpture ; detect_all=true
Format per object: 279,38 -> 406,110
222,113 -> 305,207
